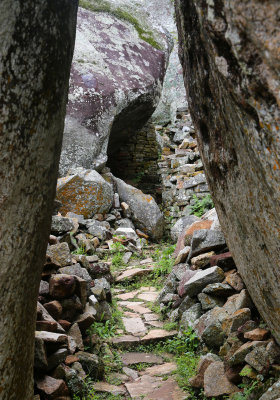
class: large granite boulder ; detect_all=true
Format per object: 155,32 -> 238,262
60,0 -> 172,175
56,168 -> 113,218
113,176 -> 164,240
175,0 -> 280,342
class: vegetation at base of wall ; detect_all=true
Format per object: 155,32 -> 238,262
79,0 -> 162,50
190,194 -> 214,217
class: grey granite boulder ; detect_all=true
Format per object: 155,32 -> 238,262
260,379 -> 280,400
183,266 -> 224,297
113,177 -> 164,240
170,215 -> 200,243
188,229 -> 226,259
60,2 -> 171,174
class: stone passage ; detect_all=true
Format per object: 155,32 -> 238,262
107,123 -> 161,201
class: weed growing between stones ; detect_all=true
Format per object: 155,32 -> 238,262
190,194 -> 214,217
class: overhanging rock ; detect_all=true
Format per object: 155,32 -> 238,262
175,0 -> 280,342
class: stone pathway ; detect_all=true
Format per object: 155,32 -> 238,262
93,284 -> 186,399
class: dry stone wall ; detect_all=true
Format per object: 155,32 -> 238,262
175,0 -> 280,343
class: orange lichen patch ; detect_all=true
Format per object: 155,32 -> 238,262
174,220 -> 213,256
56,174 -> 112,218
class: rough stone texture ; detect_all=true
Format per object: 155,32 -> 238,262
204,361 -> 239,397
170,215 -> 200,243
0,2 -> 78,398
183,266 -> 224,297
56,168 -> 113,218
60,3 -> 171,174
114,177 -> 164,240
175,0 -> 280,343
260,379 -> 280,400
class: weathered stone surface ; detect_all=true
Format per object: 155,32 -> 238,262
177,269 -> 198,297
60,3 -> 170,174
116,268 -> 152,282
69,323 -> 84,352
93,382 -> 126,396
180,303 -> 202,330
175,0 -> 280,344
174,220 -> 213,256
260,379 -> 280,400
36,375 -> 68,398
51,216 -> 75,236
183,266 -> 224,297
34,337 -> 48,370
56,169 -> 113,218
202,283 -> 234,297
46,243 -> 72,268
121,352 -> 163,366
49,274 -> 76,299
114,177 -> 164,240
122,317 -> 147,335
189,353 -> 220,388
141,362 -> 177,376
111,335 -> 140,347
141,329 -> 177,342
35,331 -> 68,344
198,292 -> 224,311
0,2 -> 77,395
245,345 -> 270,373
191,251 -> 215,270
170,215 -> 200,243
244,328 -> 270,341
204,361 -> 239,397
59,264 -> 92,285
189,230 -> 226,259
223,290 -> 253,315
76,351 -> 103,380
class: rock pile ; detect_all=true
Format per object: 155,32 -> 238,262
34,170 -> 164,399
158,209 -> 280,398
156,107 -> 212,235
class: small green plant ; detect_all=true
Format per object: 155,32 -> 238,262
163,321 -> 178,331
111,241 -> 126,252
72,244 -> 87,255
111,252 -> 124,268
231,381 -> 259,399
152,243 -> 175,278
190,194 -> 214,217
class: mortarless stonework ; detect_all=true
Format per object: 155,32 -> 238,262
175,0 -> 280,342
0,1 -> 78,398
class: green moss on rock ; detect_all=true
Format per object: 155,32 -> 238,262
79,0 -> 162,50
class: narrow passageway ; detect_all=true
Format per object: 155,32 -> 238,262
90,243 -> 188,400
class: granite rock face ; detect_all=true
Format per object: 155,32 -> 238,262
113,176 -> 164,240
175,0 -> 280,342
60,2 -> 172,175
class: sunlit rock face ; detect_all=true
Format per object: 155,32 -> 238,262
175,0 -> 280,342
60,3 -> 172,175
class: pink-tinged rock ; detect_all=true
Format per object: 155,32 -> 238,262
223,290 -> 253,314
111,335 -> 140,347
116,290 -> 139,301
121,352 -> 163,366
210,251 -> 235,269
137,292 -> 158,302
116,268 -> 152,282
36,375 -> 69,398
204,362 -> 239,397
174,220 -> 213,257
44,301 -> 63,321
226,272 -> 245,292
93,382 -> 126,396
141,329 -> 177,343
146,377 -> 186,400
60,6 -> 170,175
178,270 -> 199,297
122,317 -> 147,335
244,328 -> 270,341
140,362 -> 177,376
49,274 -> 76,299
189,354 -> 220,388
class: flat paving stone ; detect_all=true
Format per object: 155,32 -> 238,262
123,367 -> 139,380
111,335 -> 140,347
146,377 -> 186,400
141,329 -> 178,343
123,311 -> 140,318
93,381 -> 126,395
122,317 -> 147,335
140,258 -> 154,264
146,321 -> 164,328
116,268 -> 152,282
139,286 -> 157,292
121,352 -> 164,366
140,362 -> 177,376
137,292 -> 158,302
143,313 -> 159,322
125,375 -> 162,398
116,290 -> 139,301
125,303 -> 152,314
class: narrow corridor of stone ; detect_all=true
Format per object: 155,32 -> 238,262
91,253 -> 187,400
